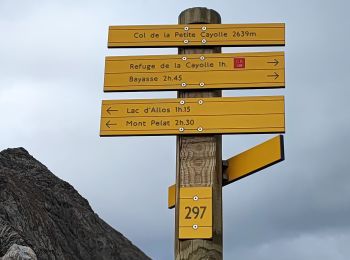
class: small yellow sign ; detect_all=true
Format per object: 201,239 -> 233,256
179,187 -> 212,239
108,23 -> 285,48
168,184 -> 176,210
104,52 -> 285,91
100,96 -> 285,136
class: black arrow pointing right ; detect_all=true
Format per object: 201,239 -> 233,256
267,59 -> 279,66
267,72 -> 280,80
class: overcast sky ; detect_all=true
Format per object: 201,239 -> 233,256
1,0 -> 350,259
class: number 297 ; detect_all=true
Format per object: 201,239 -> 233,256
185,206 -> 207,219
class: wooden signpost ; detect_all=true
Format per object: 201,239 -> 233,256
99,6 -> 286,260
104,52 -> 285,91
175,9 -> 223,258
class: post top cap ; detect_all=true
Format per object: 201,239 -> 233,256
179,7 -> 221,24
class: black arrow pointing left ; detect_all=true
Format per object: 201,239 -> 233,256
106,120 -> 117,128
107,107 -> 119,115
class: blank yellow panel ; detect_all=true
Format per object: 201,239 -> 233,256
168,184 -> 176,209
179,226 -> 212,239
225,135 -> 284,184
179,187 -> 212,199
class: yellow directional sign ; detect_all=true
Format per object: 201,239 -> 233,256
108,23 -> 285,48
168,135 -> 284,209
179,187 -> 212,239
104,52 -> 285,92
224,135 -> 284,185
100,96 -> 285,136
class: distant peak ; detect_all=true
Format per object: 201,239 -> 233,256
0,147 -> 45,172
0,147 -> 29,156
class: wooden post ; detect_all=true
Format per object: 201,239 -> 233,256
175,7 -> 223,260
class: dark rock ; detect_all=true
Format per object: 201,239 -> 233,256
0,148 -> 151,260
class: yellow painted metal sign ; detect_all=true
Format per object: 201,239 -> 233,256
168,135 -> 284,209
224,135 -> 284,185
179,187 -> 212,239
100,96 -> 285,136
104,52 -> 285,92
108,23 -> 285,48
168,184 -> 176,210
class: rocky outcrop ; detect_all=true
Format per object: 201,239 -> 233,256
1,244 -> 37,260
0,148 -> 150,260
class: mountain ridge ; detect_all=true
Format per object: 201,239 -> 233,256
0,147 -> 150,260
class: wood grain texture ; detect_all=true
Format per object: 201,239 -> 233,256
175,7 -> 223,260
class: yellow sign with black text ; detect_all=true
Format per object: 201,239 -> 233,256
108,23 -> 285,48
100,96 -> 285,136
179,187 -> 212,239
104,52 -> 284,91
